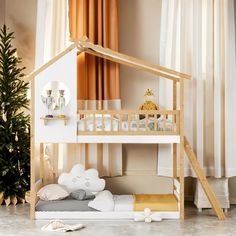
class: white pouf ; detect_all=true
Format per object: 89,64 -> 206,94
194,177 -> 230,212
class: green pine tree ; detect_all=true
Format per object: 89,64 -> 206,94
0,25 -> 30,201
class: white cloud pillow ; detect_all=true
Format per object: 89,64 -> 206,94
58,164 -> 105,193
37,184 -> 69,201
88,190 -> 114,212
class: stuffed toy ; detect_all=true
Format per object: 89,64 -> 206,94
139,89 -> 159,111
58,164 -> 105,193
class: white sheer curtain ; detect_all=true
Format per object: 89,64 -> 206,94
157,0 -> 236,178
35,0 -> 122,179
35,0 -> 70,183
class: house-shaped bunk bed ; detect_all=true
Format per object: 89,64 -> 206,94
26,37 -> 226,221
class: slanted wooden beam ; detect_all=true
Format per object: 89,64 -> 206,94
24,43 -> 78,82
184,137 -> 226,220
25,37 -> 191,83
78,39 -> 191,82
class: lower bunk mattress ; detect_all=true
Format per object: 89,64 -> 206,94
36,194 -> 178,212
36,198 -> 97,212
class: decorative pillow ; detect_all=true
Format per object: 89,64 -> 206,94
58,164 -> 105,193
88,190 -> 114,212
37,184 -> 69,201
70,189 -> 95,200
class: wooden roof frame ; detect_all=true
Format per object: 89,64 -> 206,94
26,36 -> 191,82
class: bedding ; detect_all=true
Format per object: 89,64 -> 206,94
88,190 -> 114,212
36,193 -> 134,212
36,189 -> 177,212
134,194 -> 178,211
37,184 -> 69,201
70,189 -> 95,200
78,115 -> 175,132
113,195 -> 134,212
36,197 -> 97,212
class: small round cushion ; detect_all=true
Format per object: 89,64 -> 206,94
70,189 -> 95,200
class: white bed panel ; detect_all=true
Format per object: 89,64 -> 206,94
174,190 -> 180,201
35,48 -> 77,143
77,135 -> 180,143
35,211 -> 180,220
174,178 -> 180,192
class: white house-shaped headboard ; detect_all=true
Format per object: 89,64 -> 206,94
35,47 -> 77,143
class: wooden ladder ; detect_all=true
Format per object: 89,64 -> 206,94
184,136 -> 226,220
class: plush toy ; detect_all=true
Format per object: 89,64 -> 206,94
139,89 -> 160,120
134,208 -> 162,223
58,164 -> 105,193
139,89 -> 159,111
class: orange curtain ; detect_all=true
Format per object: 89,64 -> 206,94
69,0 -> 120,101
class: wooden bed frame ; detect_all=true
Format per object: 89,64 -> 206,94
26,37 -> 225,221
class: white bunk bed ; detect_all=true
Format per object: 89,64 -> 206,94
27,38 -> 225,221
34,109 -> 182,220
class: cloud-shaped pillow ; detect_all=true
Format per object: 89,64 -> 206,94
58,164 -> 105,193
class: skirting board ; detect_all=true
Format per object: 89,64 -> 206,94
35,211 -> 180,220
230,198 -> 236,204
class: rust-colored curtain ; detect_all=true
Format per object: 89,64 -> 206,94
69,0 -> 120,102
68,0 -> 122,177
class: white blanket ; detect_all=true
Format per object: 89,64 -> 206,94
113,195 -> 134,212
88,191 -> 134,212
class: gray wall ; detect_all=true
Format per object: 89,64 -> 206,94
0,0 -> 37,73
0,0 -> 5,26
106,0 -> 174,195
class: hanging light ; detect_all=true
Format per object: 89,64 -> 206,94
15,132 -> 19,142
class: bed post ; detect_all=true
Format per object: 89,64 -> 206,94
40,143 -> 44,184
173,81 -> 177,183
179,78 -> 185,220
30,78 -> 36,220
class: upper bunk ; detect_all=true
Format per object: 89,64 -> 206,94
26,37 -> 191,144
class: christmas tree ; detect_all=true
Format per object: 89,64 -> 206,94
0,25 -> 30,204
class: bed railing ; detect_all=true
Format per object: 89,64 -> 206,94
77,110 -> 180,135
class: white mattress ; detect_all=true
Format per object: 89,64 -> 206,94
113,195 -> 134,212
36,194 -> 134,212
78,114 -> 175,132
